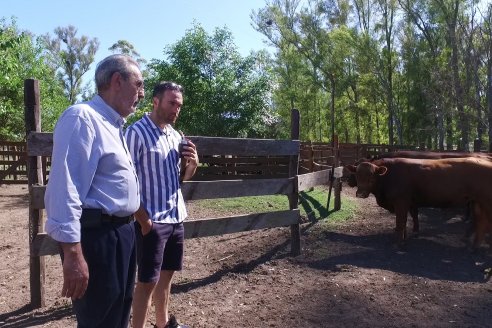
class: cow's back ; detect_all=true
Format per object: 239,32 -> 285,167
375,157 -> 492,208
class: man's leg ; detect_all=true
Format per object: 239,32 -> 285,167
133,221 -> 168,328
153,270 -> 175,327
132,281 -> 158,328
73,223 -> 135,328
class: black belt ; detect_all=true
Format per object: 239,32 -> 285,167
81,209 -> 134,228
101,213 -> 134,224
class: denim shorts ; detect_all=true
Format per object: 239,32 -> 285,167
134,221 -> 184,283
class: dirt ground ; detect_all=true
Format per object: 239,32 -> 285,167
1,183 -> 492,328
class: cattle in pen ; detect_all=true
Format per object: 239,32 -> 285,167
345,157 -> 492,248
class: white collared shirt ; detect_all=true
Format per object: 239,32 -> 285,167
45,95 -> 140,242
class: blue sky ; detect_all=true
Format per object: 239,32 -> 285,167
4,0 -> 271,85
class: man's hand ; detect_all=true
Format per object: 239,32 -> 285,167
181,140 -> 198,181
60,242 -> 89,299
140,218 -> 153,235
134,206 -> 153,235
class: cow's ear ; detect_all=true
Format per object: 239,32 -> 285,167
375,166 -> 388,175
345,165 -> 356,173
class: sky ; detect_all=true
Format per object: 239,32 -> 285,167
4,0 -> 271,86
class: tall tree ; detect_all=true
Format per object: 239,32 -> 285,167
42,25 -> 99,104
108,40 -> 147,66
142,23 -> 274,138
484,4 -> 492,151
0,17 -> 68,140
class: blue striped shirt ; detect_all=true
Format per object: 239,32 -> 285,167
45,95 -> 140,242
125,114 -> 187,223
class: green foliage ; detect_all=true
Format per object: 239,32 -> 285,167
41,25 -> 99,104
108,40 -> 147,66
0,18 -> 68,140
142,23 -> 277,138
252,0 -> 492,150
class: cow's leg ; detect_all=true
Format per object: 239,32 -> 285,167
394,202 -> 409,247
471,202 -> 488,251
462,201 -> 475,242
410,206 -> 419,234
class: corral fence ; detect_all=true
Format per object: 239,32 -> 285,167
0,141 -> 49,184
0,140 -> 422,186
23,79 -> 338,309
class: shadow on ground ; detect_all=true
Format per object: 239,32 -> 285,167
0,304 -> 73,328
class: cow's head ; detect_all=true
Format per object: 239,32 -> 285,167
343,158 -> 369,187
342,166 -> 358,187
345,162 -> 387,198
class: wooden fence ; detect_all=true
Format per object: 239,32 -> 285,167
24,80 -> 336,308
0,141 -> 49,185
0,141 -> 27,184
0,138 -> 428,185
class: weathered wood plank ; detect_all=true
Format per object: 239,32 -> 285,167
184,209 -> 300,238
182,178 -> 294,200
196,165 -> 288,175
27,134 -> 300,157
201,156 -> 290,165
25,78 -> 46,308
297,169 -> 331,192
289,108 -> 301,256
192,173 -> 288,181
27,132 -> 53,156
189,136 -> 299,156
33,209 -> 300,254
30,178 -> 295,208
30,184 -> 46,209
32,233 -> 59,256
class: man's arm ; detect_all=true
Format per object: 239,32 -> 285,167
59,242 -> 89,299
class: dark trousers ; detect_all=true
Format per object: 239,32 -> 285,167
72,221 -> 136,328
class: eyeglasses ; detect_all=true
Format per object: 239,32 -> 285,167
152,82 -> 184,97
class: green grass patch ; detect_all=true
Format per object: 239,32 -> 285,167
193,186 -> 358,223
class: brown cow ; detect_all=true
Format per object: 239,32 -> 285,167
345,157 -> 492,248
343,151 -> 491,233
344,151 -> 492,187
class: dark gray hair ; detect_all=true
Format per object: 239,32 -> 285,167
95,54 -> 140,92
152,81 -> 184,98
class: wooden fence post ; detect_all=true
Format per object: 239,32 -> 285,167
289,108 -> 301,256
24,79 -> 45,308
333,135 -> 341,210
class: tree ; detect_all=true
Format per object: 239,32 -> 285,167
109,39 -> 147,66
41,25 -> 99,104
142,23 -> 275,138
0,17 -> 69,140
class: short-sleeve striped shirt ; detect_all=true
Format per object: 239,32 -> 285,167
125,113 -> 187,223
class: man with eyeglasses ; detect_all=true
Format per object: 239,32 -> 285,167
45,54 -> 144,327
126,81 -> 198,328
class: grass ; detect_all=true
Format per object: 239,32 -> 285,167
193,186 -> 358,224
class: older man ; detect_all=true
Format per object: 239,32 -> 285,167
45,54 -> 144,327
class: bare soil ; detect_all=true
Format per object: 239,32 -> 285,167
1,183 -> 492,328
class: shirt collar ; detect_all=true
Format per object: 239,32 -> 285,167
143,113 -> 172,136
91,95 -> 126,128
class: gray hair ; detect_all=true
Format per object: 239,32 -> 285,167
95,54 -> 140,92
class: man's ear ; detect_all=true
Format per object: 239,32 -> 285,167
152,96 -> 159,108
111,72 -> 123,89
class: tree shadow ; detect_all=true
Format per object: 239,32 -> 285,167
0,192 -> 29,209
298,190 -> 331,222
172,234 -> 292,294
0,303 -> 74,328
